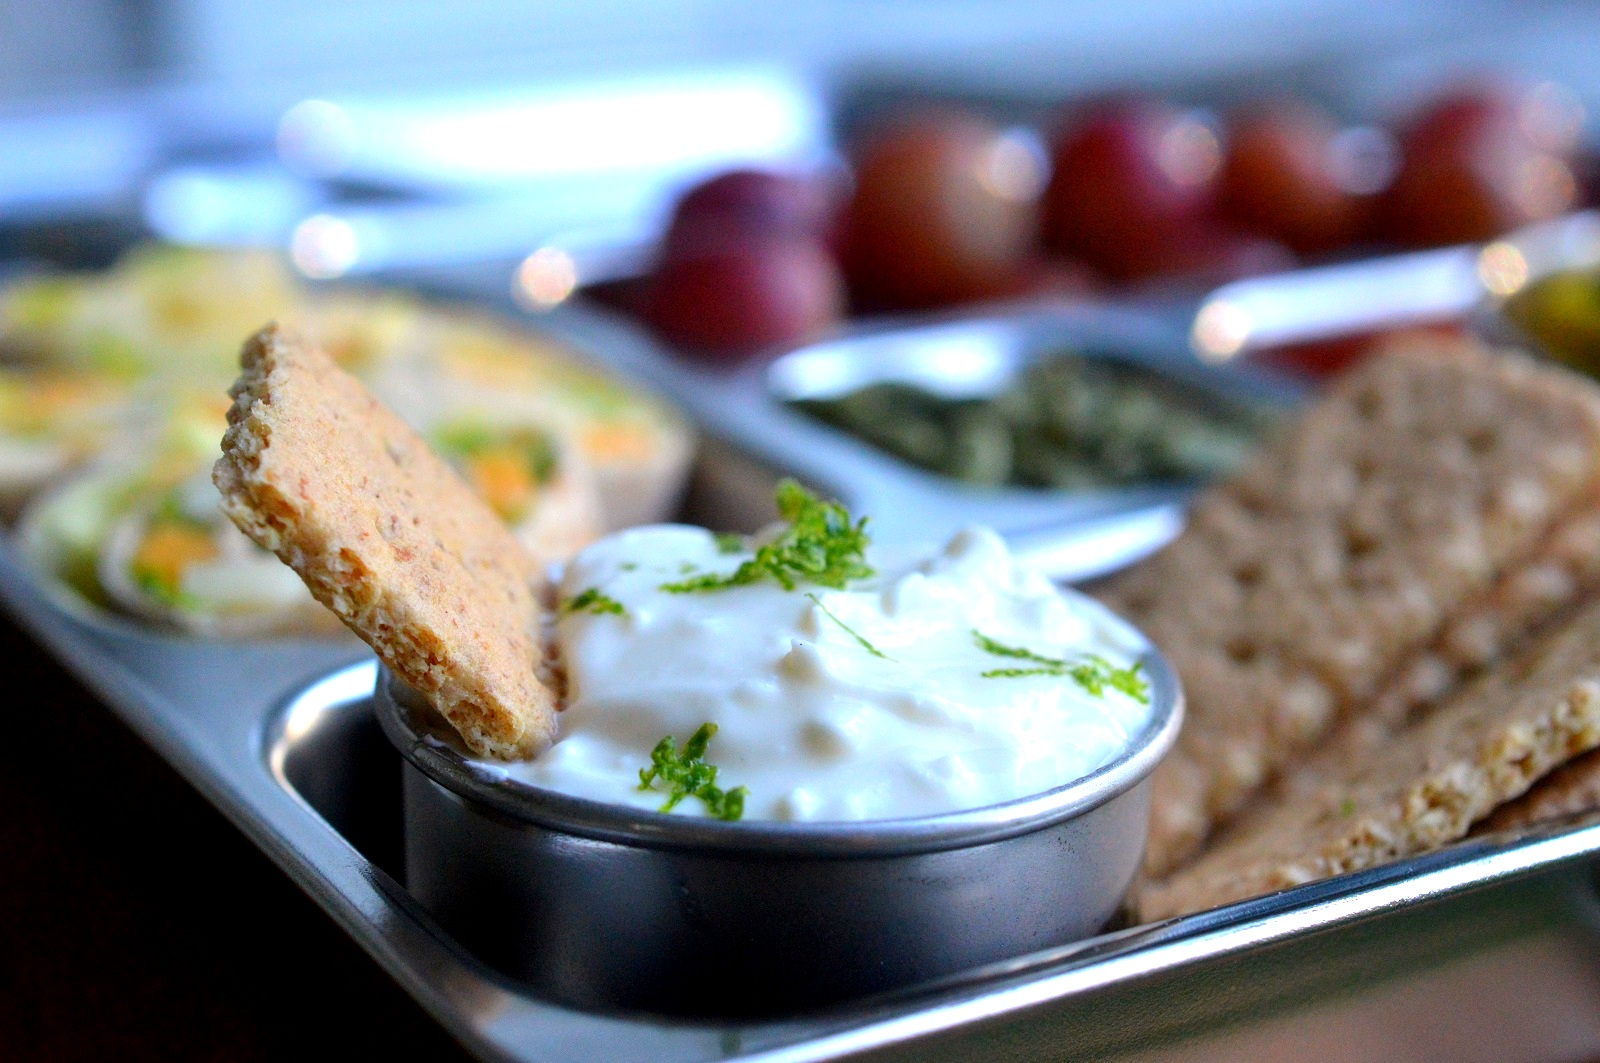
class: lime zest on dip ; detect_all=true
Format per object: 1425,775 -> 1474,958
514,506 -> 1159,821
660,480 -> 872,593
805,592 -> 894,660
974,630 -> 1150,703
638,723 -> 747,820
560,586 -> 625,618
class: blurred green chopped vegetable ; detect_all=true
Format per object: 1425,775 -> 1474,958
791,353 -> 1275,490
1503,270 -> 1600,376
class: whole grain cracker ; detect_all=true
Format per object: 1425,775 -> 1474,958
1274,502 -> 1600,805
214,325 -> 558,759
1477,747 -> 1600,832
1137,595 -> 1600,921
1100,335 -> 1600,876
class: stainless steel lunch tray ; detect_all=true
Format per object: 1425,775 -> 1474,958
520,299 -> 1306,584
6,291 -> 1600,1059
9,554 -> 1600,1062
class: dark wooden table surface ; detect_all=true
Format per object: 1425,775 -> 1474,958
0,617 -> 474,1062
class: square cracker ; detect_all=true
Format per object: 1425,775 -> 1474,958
1272,502 -> 1600,806
1100,335 -> 1600,876
1137,595 -> 1600,921
1477,747 -> 1600,832
214,325 -> 558,759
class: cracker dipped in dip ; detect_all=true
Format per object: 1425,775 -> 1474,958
493,482 -> 1153,821
215,326 -> 1155,823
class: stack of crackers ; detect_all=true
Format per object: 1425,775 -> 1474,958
1098,333 -> 1600,920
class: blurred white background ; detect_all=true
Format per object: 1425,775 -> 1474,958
5,0 -> 1599,106
4,0 -> 1599,278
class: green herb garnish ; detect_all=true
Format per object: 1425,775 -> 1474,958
638,723 -> 747,821
972,630 -> 1150,703
973,631 -> 1060,666
559,587 -> 625,617
661,480 -> 872,593
1069,656 -> 1151,700
1339,798 -> 1356,818
713,532 -> 745,555
805,592 -> 892,660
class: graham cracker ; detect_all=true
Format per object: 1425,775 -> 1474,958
214,325 -> 558,759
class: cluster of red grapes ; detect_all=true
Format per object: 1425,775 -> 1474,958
641,80 -> 1588,360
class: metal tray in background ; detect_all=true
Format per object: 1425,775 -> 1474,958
515,299 -> 1305,585
530,211 -> 1600,589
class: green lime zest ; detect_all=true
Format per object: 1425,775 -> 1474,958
973,630 -> 1150,704
980,667 -> 1065,679
805,593 -> 892,660
638,723 -> 747,821
973,631 -> 1060,666
559,587 -> 625,617
661,480 -> 872,593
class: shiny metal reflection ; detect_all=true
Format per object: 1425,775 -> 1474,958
277,99 -> 358,177
290,213 -> 360,279
513,247 -> 579,310
1191,299 -> 1252,363
1478,241 -> 1530,298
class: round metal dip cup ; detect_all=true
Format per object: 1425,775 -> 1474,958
374,608 -> 1182,1017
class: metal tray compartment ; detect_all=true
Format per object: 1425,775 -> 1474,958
255,647 -> 1600,1063
539,301 -> 1303,584
18,597 -> 1594,1063
375,620 -> 1176,1017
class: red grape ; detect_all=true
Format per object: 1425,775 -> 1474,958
1378,81 -> 1581,247
642,236 -> 844,362
1217,99 -> 1372,254
663,169 -> 836,253
960,256 -> 1100,303
1041,97 -> 1221,279
1122,222 -> 1295,288
840,109 -> 1044,310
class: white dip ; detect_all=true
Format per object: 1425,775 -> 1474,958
479,522 -> 1155,822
